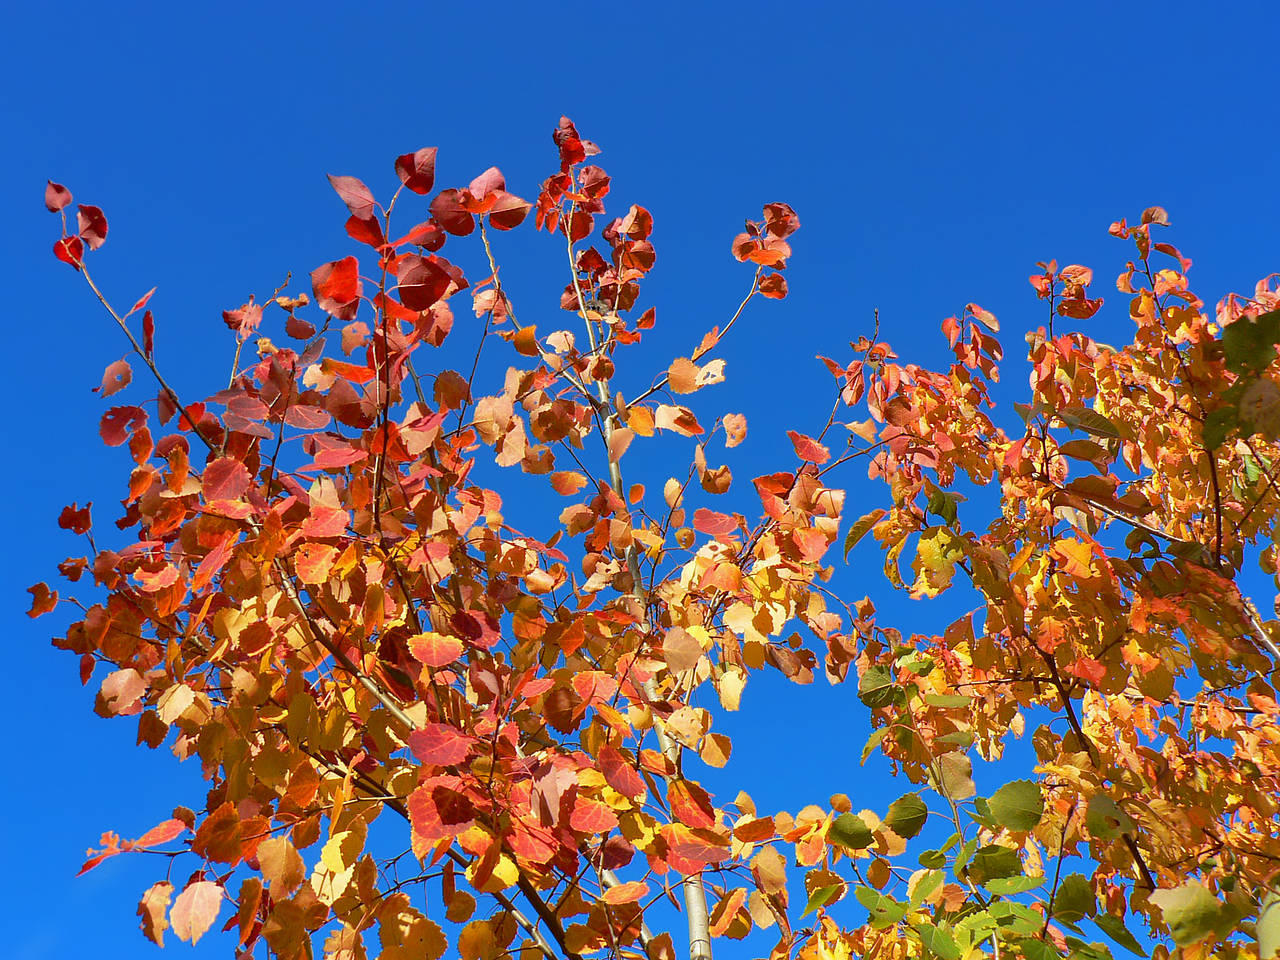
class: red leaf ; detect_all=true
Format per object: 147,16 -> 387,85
408,632 -> 464,668
409,724 -> 474,766
392,219 -> 446,251
143,310 -> 155,358
26,582 -> 57,618
469,166 -> 505,200
326,174 -> 376,220
300,504 -> 349,538
101,406 -> 147,446
203,457 -> 251,500
617,204 -> 653,240
757,272 -> 788,299
429,189 -> 475,236
95,358 -> 132,397
787,430 -> 831,464
599,745 -> 646,800
345,215 -> 387,248
45,180 -> 72,212
59,502 -> 92,534
131,819 -> 187,850
285,314 -> 315,339
693,508 -> 737,538
53,235 -> 84,269
488,191 -> 532,231
192,534 -> 234,593
222,300 -> 263,341
128,286 -> 157,317
668,779 -> 717,829
396,254 -> 452,311
942,315 -> 962,348
76,204 -> 108,249
394,147 -> 438,195
310,256 -> 362,321
170,881 -> 223,945
763,202 -> 800,238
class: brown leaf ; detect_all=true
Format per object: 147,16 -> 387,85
138,881 -> 173,947
668,357 -> 700,394
257,836 -> 306,899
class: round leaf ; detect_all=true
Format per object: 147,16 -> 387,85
884,793 -> 928,839
988,779 -> 1044,831
828,812 -> 874,851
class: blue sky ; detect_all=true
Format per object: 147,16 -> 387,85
5,2 -> 1280,957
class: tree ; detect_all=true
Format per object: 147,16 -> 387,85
30,117 -> 1280,960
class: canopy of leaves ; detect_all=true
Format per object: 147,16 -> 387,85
31,123 -> 1280,960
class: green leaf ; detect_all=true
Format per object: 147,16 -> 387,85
802,884 -> 841,917
855,887 -> 907,928
989,779 -> 1044,831
938,729 -> 975,748
1018,937 -> 1063,960
858,664 -> 898,709
1203,406 -> 1239,449
1260,887 -> 1280,960
885,793 -> 929,839
954,838 -> 978,875
861,725 -> 889,764
968,844 -> 1022,884
918,848 -> 947,869
1085,795 -> 1133,841
1094,914 -> 1145,956
1063,936 -> 1114,960
917,924 -> 962,960
828,812 -> 874,851
1223,308 -> 1280,375
985,875 -> 1046,895
1150,883 -> 1224,946
1052,873 -> 1098,924
923,693 -> 973,709
843,508 -> 886,560
911,869 -> 944,907
927,489 -> 958,525
988,900 -> 1044,935
1059,406 -> 1124,439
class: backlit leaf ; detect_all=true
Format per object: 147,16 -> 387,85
1150,883 -> 1223,946
170,881 -> 222,944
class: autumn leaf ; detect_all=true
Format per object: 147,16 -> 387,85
170,881 -> 223,944
137,881 -> 173,947
409,724 -> 474,766
95,359 -> 132,397
395,147 -> 438,194
601,881 -> 649,905
327,174 -> 377,220
408,632 -> 464,668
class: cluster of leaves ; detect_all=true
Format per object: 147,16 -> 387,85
30,119 -> 1280,960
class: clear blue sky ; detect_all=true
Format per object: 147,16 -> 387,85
5,2 -> 1279,957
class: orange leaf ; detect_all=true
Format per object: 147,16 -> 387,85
601,881 -> 649,905
549,471 -> 588,495
608,426 -> 634,462
408,632 -> 464,668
